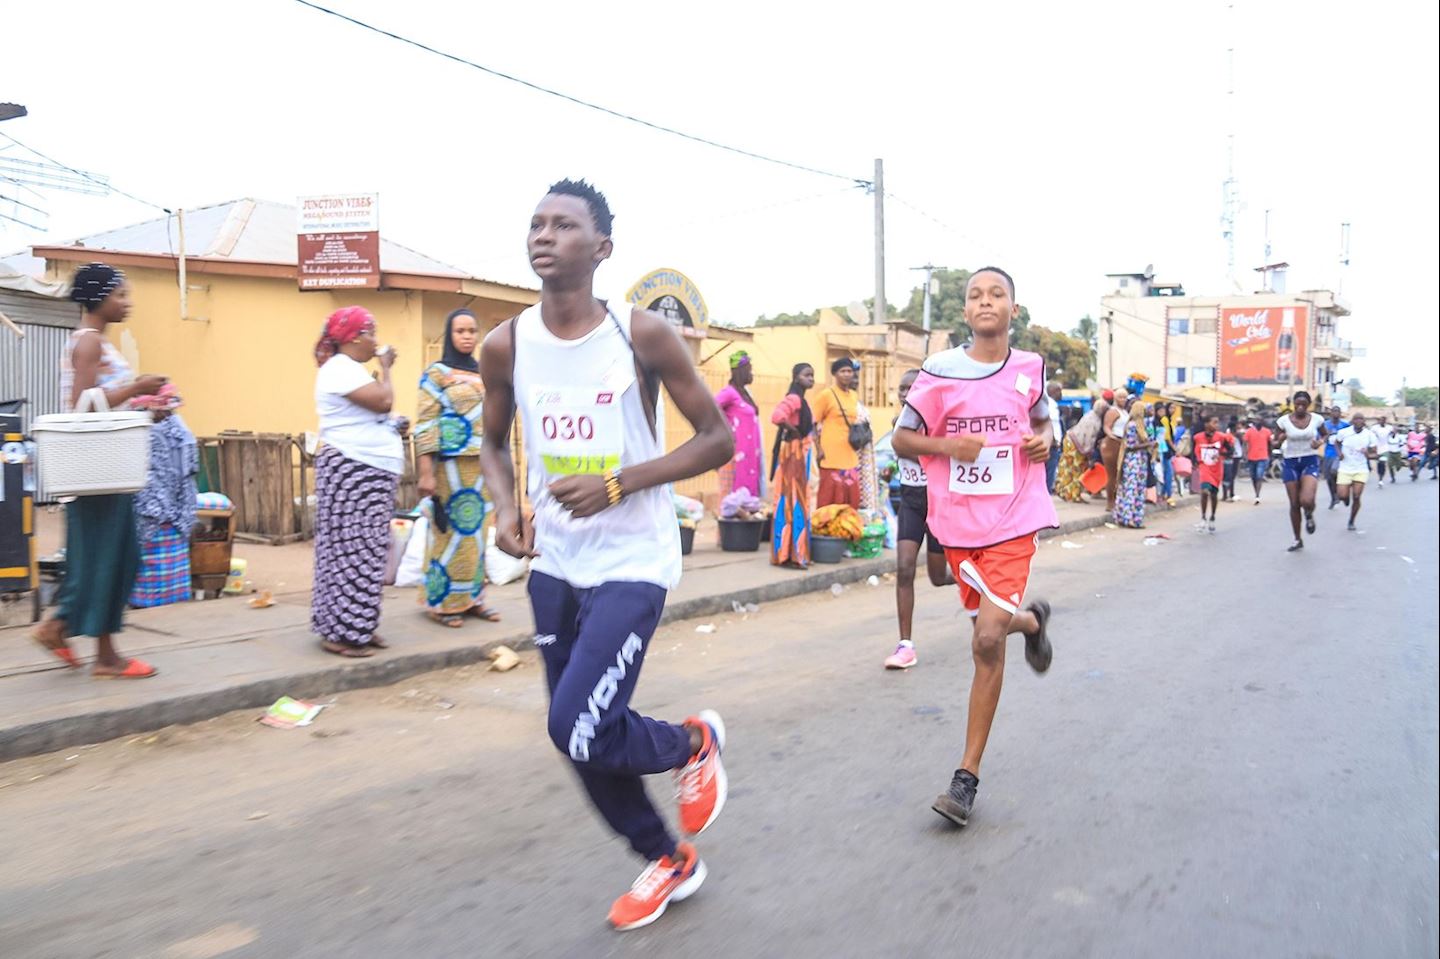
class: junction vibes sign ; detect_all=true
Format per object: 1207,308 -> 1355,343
297,194 -> 380,290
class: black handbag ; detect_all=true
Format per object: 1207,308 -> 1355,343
832,389 -> 872,450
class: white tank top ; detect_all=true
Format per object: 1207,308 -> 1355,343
512,300 -> 681,590
1277,413 -> 1319,460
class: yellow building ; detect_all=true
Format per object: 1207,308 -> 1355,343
700,307 -> 948,430
26,198 -> 538,438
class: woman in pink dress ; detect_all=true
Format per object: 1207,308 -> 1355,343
714,351 -> 764,498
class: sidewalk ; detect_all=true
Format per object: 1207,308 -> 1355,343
0,498 -> 1127,761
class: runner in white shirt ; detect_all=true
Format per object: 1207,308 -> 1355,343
1370,417 -> 1394,487
1273,391 -> 1327,552
1384,423 -> 1405,483
1334,413 -> 1379,530
479,179 -> 733,932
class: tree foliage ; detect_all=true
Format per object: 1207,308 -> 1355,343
1015,326 -> 1094,388
754,309 -> 821,327
760,269 -> 1089,385
1345,378 -> 1383,407
1399,385 -> 1438,418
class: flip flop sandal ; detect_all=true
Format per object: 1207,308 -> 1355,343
468,606 -> 502,623
428,613 -> 465,629
320,640 -> 376,658
93,658 -> 157,679
32,632 -> 81,669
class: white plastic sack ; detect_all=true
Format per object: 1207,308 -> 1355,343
395,515 -> 428,588
486,525 -> 530,586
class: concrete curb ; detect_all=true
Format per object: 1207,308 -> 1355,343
0,512 -> 1116,762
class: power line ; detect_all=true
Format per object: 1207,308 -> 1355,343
0,131 -> 171,213
292,0 -> 870,187
885,192 -> 1009,257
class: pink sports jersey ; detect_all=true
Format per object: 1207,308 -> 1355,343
905,348 -> 1059,548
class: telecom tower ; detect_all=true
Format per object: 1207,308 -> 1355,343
1219,2 -> 1241,289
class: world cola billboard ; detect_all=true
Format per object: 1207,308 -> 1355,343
1218,305 -> 1308,385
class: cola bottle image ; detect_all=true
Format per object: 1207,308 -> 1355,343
1275,308 -> 1295,382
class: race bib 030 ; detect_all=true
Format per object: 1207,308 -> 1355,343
532,386 -> 624,476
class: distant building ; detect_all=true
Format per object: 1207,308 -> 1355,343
1097,267 -> 1355,407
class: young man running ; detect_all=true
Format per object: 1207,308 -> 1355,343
884,369 -> 955,670
1322,406 -> 1345,508
479,179 -> 733,931
1243,417 -> 1273,503
1334,412 -> 1378,531
1384,421 -> 1405,484
1405,426 -> 1426,480
1371,416 -> 1393,487
892,267 -> 1057,827
1274,391 -> 1327,552
1192,414 -> 1233,533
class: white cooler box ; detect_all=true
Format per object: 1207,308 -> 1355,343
32,390 -> 151,497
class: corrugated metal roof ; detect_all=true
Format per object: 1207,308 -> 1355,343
27,198 -> 478,278
0,263 -> 66,298
82,198 -> 472,276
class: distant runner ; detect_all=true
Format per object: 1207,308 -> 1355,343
1274,391 -> 1326,552
884,369 -> 955,671
1334,413 -> 1378,531
1192,413 -> 1234,533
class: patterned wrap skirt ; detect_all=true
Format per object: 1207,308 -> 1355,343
423,455 -> 488,614
771,438 -> 812,567
1055,435 -> 1090,503
131,525 -> 191,608
1113,449 -> 1149,529
311,447 -> 400,647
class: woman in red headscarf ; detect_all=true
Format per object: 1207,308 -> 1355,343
311,307 -> 405,656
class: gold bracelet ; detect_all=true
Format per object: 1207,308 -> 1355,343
604,469 -> 624,507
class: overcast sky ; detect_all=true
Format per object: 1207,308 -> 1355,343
3,0 -> 1436,396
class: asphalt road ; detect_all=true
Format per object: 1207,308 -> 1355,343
2,482 -> 1436,959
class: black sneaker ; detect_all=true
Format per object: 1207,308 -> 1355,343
1305,513 -> 1316,535
1023,599 -> 1053,674
932,769 -> 979,826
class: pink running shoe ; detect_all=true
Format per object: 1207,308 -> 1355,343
884,643 -> 917,670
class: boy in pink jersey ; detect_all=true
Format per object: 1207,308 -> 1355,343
893,266 -> 1058,827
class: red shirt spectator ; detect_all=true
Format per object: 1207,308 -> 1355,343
1243,425 -> 1273,461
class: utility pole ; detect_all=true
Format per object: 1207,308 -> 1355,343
910,263 -> 947,331
873,159 -> 886,326
1105,311 -> 1115,387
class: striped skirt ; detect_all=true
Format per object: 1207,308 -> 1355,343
311,447 -> 400,647
131,525 -> 192,608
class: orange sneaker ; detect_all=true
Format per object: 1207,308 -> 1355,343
608,841 -> 707,931
676,709 -> 727,835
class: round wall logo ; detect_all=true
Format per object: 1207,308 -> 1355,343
626,268 -> 709,338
